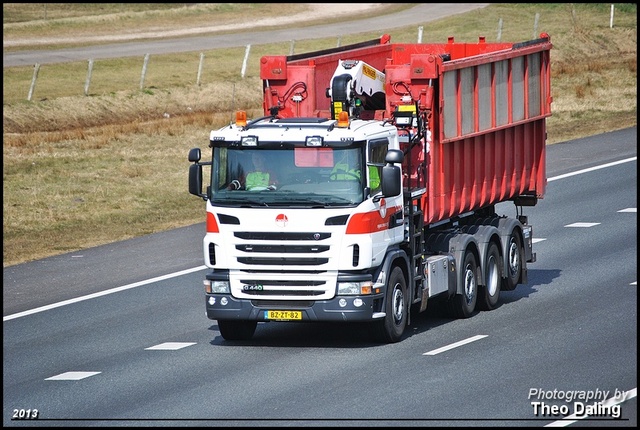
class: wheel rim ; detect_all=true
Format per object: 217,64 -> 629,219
487,254 -> 499,296
392,283 -> 405,323
508,239 -> 520,277
464,264 -> 476,304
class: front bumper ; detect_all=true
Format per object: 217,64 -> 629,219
205,293 -> 384,322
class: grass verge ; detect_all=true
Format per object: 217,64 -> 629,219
3,3 -> 637,267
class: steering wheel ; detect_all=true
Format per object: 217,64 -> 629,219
330,168 -> 360,181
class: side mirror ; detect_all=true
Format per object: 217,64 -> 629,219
189,164 -> 204,197
380,149 -> 403,197
381,165 -> 401,197
188,147 -> 201,163
188,147 -> 207,199
385,149 -> 403,164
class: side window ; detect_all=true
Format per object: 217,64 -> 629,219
368,138 -> 388,192
214,147 -> 229,190
223,149 -> 248,190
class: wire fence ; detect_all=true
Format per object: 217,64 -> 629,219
12,5 -> 622,102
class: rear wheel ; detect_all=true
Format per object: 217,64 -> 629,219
449,250 -> 478,318
218,320 -> 257,341
478,242 -> 501,311
373,266 -> 408,343
503,231 -> 522,291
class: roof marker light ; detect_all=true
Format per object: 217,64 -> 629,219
337,111 -> 349,128
236,110 -> 247,127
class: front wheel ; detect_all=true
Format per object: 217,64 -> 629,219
218,320 -> 257,341
372,266 -> 408,343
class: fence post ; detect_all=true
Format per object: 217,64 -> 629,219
497,18 -> 503,41
289,40 -> 295,56
27,63 -> 40,101
241,45 -> 251,78
84,59 -> 94,96
197,53 -> 205,86
140,53 -> 150,90
417,26 -> 424,43
533,13 -> 540,39
610,4 -> 614,28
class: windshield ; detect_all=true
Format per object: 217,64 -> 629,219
210,146 -> 367,207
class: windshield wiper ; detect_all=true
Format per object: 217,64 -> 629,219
214,198 -> 269,207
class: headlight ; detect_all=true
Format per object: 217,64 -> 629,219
305,135 -> 323,147
241,135 -> 258,146
337,281 -> 373,295
204,280 -> 230,294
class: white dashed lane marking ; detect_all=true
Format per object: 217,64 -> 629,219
423,335 -> 488,356
45,371 -> 101,381
564,222 -> 601,228
145,342 -> 196,350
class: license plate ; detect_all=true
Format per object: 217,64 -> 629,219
266,310 -> 302,321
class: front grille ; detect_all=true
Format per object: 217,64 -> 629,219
243,289 -> 326,296
233,272 -> 334,300
230,230 -> 336,296
239,279 -> 324,286
235,232 -> 331,240
238,257 -> 329,265
236,244 -> 329,253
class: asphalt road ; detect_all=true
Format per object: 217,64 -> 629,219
3,3 -> 489,67
4,127 -> 637,317
3,129 -> 636,426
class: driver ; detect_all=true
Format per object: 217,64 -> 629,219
228,152 -> 278,191
330,151 -> 359,181
330,150 -> 380,189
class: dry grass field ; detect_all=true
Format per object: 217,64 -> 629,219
3,3 -> 637,267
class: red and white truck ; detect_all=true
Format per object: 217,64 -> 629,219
188,33 -> 552,342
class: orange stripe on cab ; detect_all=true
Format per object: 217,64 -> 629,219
345,206 -> 400,234
207,212 -> 219,233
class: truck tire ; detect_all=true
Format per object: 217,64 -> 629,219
503,231 -> 522,291
478,242 -> 501,311
373,266 -> 407,343
218,320 -> 257,341
449,250 -> 478,318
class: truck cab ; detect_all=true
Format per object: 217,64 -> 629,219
189,113 -> 409,342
